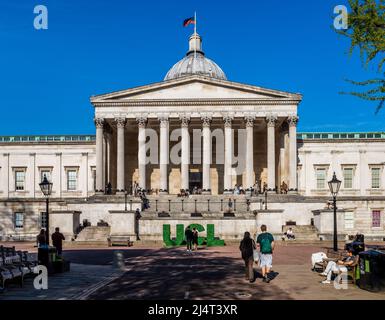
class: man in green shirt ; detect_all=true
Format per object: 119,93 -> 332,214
256,224 -> 275,283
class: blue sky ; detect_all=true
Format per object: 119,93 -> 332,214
0,0 -> 384,135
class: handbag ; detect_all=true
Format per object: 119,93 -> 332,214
253,249 -> 259,262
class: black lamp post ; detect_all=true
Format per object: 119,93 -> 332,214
328,172 -> 341,252
39,175 -> 53,245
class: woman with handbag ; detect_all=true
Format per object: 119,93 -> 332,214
239,231 -> 256,283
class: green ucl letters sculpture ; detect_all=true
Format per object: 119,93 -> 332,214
163,223 -> 225,247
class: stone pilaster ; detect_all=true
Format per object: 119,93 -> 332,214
202,115 -> 212,194
245,115 -> 255,190
223,114 -> 234,193
158,114 -> 169,194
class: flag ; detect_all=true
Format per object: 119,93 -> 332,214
183,17 -> 195,27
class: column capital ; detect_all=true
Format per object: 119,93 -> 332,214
287,115 -> 299,127
158,114 -> 169,128
114,117 -> 126,128
266,114 -> 278,127
223,114 -> 234,127
94,118 -> 105,128
201,114 -> 212,127
244,115 -> 255,127
136,115 -> 148,128
179,114 -> 191,127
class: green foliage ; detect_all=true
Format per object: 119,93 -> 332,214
337,0 -> 385,112
163,224 -> 185,246
206,224 -> 225,247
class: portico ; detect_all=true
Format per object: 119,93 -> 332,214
91,33 -> 301,196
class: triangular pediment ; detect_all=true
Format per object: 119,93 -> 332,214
91,75 -> 301,103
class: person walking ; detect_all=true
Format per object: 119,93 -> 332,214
192,227 -> 199,251
51,227 -> 65,256
185,226 -> 193,253
239,231 -> 256,283
256,225 -> 275,283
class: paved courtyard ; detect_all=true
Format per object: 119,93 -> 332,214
1,243 -> 384,300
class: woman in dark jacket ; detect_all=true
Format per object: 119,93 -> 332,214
239,231 -> 256,282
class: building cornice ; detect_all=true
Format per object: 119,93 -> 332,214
92,98 -> 301,108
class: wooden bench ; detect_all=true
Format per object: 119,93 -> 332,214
314,249 -> 348,271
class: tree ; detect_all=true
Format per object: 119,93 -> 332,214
337,0 -> 385,113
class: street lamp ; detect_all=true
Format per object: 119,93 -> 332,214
39,174 -> 53,245
328,172 -> 341,252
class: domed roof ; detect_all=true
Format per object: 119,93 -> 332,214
164,33 -> 227,81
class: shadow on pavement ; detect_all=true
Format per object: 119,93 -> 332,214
87,247 -> 293,300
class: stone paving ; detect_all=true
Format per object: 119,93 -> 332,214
0,242 -> 384,300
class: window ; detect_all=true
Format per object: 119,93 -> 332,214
15,170 -> 25,191
371,168 -> 381,189
372,210 -> 381,228
40,212 -> 47,229
40,169 -> 52,182
67,170 -> 77,191
14,212 -> 24,229
92,169 -> 96,191
343,168 -> 353,189
344,212 -> 354,230
316,168 -> 326,189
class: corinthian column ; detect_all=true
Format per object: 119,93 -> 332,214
202,115 -> 212,194
223,114 -> 234,193
159,114 -> 169,194
180,114 -> 190,191
266,114 -> 277,192
288,115 -> 299,192
115,117 -> 126,194
245,115 -> 255,190
136,116 -> 147,191
94,118 -> 104,194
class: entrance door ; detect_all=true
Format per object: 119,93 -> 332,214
189,172 -> 202,191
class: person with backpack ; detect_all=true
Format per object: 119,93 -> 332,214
256,224 -> 275,283
239,231 -> 256,283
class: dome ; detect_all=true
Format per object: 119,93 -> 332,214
164,33 -> 227,81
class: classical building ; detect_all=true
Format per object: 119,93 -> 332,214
1,33 -> 385,242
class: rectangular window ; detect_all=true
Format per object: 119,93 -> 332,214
372,210 -> 381,228
92,169 -> 96,191
40,169 -> 52,182
316,168 -> 326,189
14,212 -> 24,229
371,168 -> 381,189
343,168 -> 353,189
67,170 -> 77,191
15,170 -> 25,191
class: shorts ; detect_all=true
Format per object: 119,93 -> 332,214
260,254 -> 273,268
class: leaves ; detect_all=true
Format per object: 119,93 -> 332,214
337,0 -> 385,112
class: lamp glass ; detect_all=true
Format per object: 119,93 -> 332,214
39,175 -> 53,196
328,172 -> 341,196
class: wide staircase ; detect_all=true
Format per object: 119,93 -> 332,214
74,226 -> 111,246
281,225 -> 319,243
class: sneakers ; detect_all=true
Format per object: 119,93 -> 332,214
262,276 -> 270,283
321,280 -> 331,284
318,272 -> 327,277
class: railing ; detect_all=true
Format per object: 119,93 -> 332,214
297,132 -> 385,140
144,198 -> 252,213
0,135 -> 96,143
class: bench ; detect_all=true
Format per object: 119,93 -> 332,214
108,236 -> 134,247
313,249 -> 348,271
